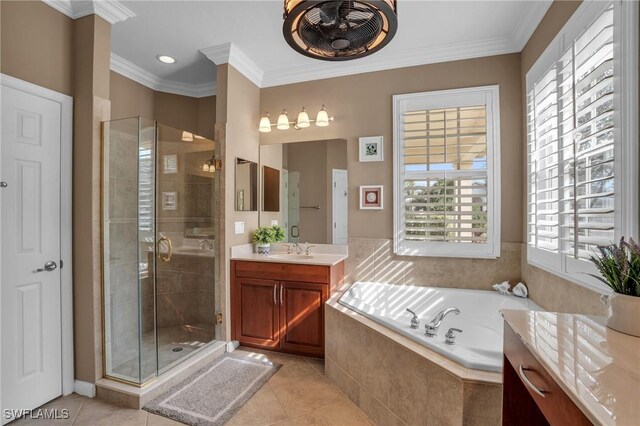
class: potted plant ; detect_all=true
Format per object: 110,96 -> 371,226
589,237 -> 640,337
252,225 -> 285,255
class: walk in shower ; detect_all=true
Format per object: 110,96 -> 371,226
102,117 -> 220,384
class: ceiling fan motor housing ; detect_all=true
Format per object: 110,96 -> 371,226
283,0 -> 398,61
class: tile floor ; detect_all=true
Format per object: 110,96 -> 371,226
13,349 -> 371,426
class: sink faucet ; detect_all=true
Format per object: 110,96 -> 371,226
292,241 -> 315,255
425,307 -> 460,337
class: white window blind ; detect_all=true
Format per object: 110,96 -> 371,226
526,0 -> 638,289
393,86 -> 500,258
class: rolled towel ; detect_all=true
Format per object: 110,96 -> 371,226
492,281 -> 511,295
512,282 -> 529,298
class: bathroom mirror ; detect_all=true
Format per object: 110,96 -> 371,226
235,158 -> 258,211
259,139 -> 348,244
263,166 -> 280,212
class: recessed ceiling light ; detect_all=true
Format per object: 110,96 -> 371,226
156,55 -> 176,64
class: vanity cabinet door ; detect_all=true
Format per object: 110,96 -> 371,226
279,281 -> 328,357
234,277 -> 281,349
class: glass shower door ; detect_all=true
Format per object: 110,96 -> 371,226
102,118 -> 218,385
102,117 -> 158,383
154,124 -> 217,374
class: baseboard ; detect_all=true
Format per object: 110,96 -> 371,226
73,380 -> 96,398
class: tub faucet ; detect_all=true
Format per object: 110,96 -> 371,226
425,307 -> 460,337
445,328 -> 463,345
405,308 -> 420,329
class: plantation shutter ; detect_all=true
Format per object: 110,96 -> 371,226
403,107 -> 488,243
528,4 -> 615,260
393,86 -> 500,258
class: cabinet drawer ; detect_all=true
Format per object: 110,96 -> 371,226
234,261 -> 330,284
503,323 -> 591,426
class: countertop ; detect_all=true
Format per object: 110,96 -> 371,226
230,243 -> 348,266
502,309 -> 640,426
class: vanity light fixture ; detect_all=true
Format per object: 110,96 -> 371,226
156,54 -> 176,64
202,158 -> 222,173
258,105 -> 335,132
315,105 -> 330,127
259,113 -> 272,132
182,131 -> 194,142
296,107 -> 310,128
276,110 -> 291,130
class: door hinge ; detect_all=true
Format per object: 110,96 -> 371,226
215,313 -> 223,324
334,182 -> 336,188
60,260 -> 64,269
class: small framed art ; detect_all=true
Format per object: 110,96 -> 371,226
163,154 -> 178,174
359,136 -> 384,162
162,192 -> 178,210
359,185 -> 383,210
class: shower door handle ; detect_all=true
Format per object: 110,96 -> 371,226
158,236 -> 173,262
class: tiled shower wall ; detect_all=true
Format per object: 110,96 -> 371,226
345,238 -> 606,316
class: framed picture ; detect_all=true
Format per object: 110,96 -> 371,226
163,154 -> 178,174
162,192 -> 178,210
359,136 -> 384,162
359,185 -> 383,210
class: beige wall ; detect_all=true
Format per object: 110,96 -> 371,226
0,0 -> 75,95
110,71 -> 217,140
72,14 -> 112,383
260,54 -> 523,243
216,64 -> 261,339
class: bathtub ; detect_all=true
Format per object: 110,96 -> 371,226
338,281 -> 542,372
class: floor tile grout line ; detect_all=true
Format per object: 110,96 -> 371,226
70,399 -> 86,426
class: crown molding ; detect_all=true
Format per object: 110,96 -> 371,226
41,0 -> 135,24
260,35 -> 516,88
200,43 -> 264,88
110,53 -> 216,98
512,1 -> 553,51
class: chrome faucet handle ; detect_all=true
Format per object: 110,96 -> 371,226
304,245 -> 316,255
425,323 -> 438,337
445,328 -> 462,345
285,244 -> 293,254
406,308 -> 420,329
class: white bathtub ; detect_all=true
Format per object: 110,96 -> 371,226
338,281 -> 542,372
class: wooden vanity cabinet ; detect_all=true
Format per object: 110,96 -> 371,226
231,260 -> 344,357
503,323 -> 591,426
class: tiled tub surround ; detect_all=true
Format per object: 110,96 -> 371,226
339,282 -> 541,372
346,238 -> 606,316
325,297 -> 503,426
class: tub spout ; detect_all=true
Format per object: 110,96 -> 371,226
425,307 -> 460,337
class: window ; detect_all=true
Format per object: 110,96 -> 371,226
526,0 -> 638,290
393,86 -> 501,258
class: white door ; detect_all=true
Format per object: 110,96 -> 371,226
1,85 -> 63,420
332,169 -> 348,244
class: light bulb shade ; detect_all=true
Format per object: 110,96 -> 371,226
259,116 -> 272,132
277,112 -> 290,130
296,109 -> 310,128
315,107 -> 329,127
202,164 -> 210,172
182,131 -> 194,142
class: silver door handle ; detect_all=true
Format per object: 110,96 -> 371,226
280,284 -> 284,305
0,182 -> 7,188
34,261 -> 57,273
273,284 -> 277,305
518,365 -> 546,398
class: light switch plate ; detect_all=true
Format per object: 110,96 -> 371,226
270,220 -> 279,226
234,221 -> 245,234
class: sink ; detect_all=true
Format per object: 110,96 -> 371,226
268,254 -> 314,260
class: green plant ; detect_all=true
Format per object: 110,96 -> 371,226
252,225 -> 286,245
589,237 -> 640,296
